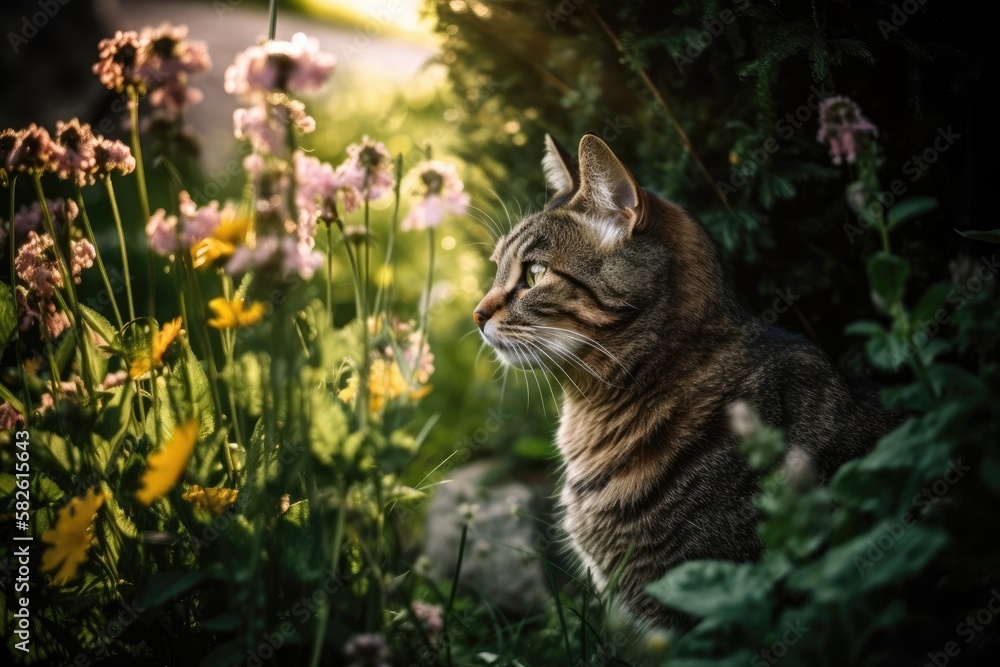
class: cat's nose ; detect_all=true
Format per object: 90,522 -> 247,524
473,309 -> 491,330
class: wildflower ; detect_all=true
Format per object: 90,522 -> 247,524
93,30 -> 147,92
400,160 -> 470,232
190,209 -> 250,269
100,370 -> 130,390
40,488 -> 106,585
0,128 -> 17,181
92,137 -> 136,177
136,419 -> 200,506
387,329 -> 435,384
224,32 -> 336,101
207,297 -> 268,329
52,119 -> 98,186
15,232 -> 94,300
339,358 -> 431,413
182,485 -> 239,515
6,124 -> 62,175
458,502 -> 480,525
178,191 -> 234,246
146,209 -> 180,256
0,402 -> 24,429
816,95 -> 878,165
727,400 -> 756,438
12,199 -> 79,240
293,150 -> 361,240
343,633 -> 390,667
227,234 -> 323,280
128,316 -> 183,380
340,136 -> 396,201
409,601 -> 444,644
138,23 -> 211,116
233,105 -> 284,154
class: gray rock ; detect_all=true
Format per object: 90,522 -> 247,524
423,459 -> 550,617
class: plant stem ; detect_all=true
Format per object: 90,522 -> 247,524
326,221 -> 335,327
308,496 -> 346,667
409,227 -> 435,384
104,178 -> 137,322
7,176 -> 33,422
373,155 -> 403,318
444,521 -> 468,667
267,0 -> 280,40
33,176 -> 95,391
128,85 -> 154,316
76,187 -> 124,330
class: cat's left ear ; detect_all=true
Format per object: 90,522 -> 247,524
542,133 -> 578,202
571,134 -> 646,247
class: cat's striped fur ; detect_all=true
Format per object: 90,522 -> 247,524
474,134 -> 899,629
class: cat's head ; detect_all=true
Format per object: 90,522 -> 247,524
474,134 -> 732,382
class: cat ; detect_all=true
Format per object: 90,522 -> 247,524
473,133 -> 900,630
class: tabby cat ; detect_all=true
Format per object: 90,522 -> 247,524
473,134 -> 899,629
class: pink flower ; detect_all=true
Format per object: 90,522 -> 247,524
15,232 -> 92,298
227,234 -> 323,280
0,402 -> 24,429
816,95 -> 878,165
233,100 -> 315,155
138,23 -> 211,84
93,137 -> 136,177
93,30 -> 147,92
293,150 -> 361,235
53,119 -> 98,186
146,209 -> 180,256
12,199 -> 79,241
233,105 -> 284,154
400,160 -> 470,232
340,136 -> 395,201
178,191 -> 224,245
224,32 -> 335,101
343,633 -> 390,667
100,370 -> 130,390
6,124 -> 63,175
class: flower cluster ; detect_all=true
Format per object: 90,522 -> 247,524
224,32 -> 335,100
816,95 -> 878,165
401,160 -> 470,232
146,191 -> 248,262
14,231 -> 95,337
343,633 -> 391,667
1,121 -> 134,185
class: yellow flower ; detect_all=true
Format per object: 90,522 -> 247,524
207,297 -> 268,329
191,210 -> 250,269
339,359 -> 431,413
129,317 -> 183,380
137,419 -> 200,506
182,485 -> 239,515
41,487 -> 106,586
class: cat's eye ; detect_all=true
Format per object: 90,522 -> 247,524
525,263 -> 547,287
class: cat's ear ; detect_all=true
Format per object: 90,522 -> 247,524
542,133 -> 578,200
571,134 -> 646,247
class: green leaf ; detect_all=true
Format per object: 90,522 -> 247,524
867,252 -> 910,308
646,556 -> 788,621
790,525 -> 948,602
138,570 -> 209,608
887,196 -> 937,230
844,320 -> 885,337
0,282 -> 16,350
957,228 -> 1000,244
911,282 -> 954,325
78,304 -> 117,349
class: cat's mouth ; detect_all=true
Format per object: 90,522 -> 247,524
481,333 -> 541,370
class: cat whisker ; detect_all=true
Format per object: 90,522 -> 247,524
523,339 -> 564,412
465,208 -> 503,244
520,337 -> 594,406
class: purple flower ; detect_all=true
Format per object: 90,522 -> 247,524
816,95 -> 878,165
12,199 -> 79,242
340,136 -> 396,202
400,160 -> 470,232
14,232 -> 93,338
233,105 -> 284,154
410,600 -> 444,638
224,32 -> 335,101
178,191 -> 225,245
227,233 -> 323,280
343,633 -> 390,667
146,209 -> 180,256
0,402 -> 24,430
138,23 -> 211,83
293,150 -> 361,236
